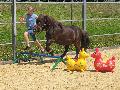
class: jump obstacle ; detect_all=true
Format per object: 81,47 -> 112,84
16,51 -> 66,70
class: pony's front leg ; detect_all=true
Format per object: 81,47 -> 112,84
46,40 -> 54,56
60,45 -> 69,58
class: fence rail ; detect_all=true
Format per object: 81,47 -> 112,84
0,33 -> 120,46
0,2 -> 120,4
0,17 -> 120,25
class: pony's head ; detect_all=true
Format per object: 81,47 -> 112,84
35,14 -> 55,32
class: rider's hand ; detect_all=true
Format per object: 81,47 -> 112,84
19,16 -> 25,24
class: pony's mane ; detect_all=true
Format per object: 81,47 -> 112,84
48,15 -> 63,29
40,14 -> 64,29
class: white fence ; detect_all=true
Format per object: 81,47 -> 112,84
0,3 -> 120,45
0,1 -> 120,61
0,2 -> 120,45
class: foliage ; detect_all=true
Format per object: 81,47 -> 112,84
0,3 -> 120,60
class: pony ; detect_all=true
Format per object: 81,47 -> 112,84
35,14 -> 90,58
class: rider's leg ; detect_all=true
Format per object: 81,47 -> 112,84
24,31 -> 30,49
30,32 -> 45,52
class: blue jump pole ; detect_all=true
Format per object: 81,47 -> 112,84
18,52 -> 61,58
17,51 -> 65,70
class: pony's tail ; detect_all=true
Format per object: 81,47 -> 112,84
81,30 -> 90,50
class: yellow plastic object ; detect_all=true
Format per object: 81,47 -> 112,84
75,48 -> 89,71
66,48 -> 89,72
66,55 -> 75,71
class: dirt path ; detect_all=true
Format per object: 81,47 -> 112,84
0,47 -> 120,90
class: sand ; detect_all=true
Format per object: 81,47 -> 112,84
0,47 -> 120,90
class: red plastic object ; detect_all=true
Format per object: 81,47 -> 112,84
91,48 -> 115,72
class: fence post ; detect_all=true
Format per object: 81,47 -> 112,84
70,3 -> 73,25
82,0 -> 87,31
12,0 -> 17,63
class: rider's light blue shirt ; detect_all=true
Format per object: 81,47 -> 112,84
26,13 -> 38,30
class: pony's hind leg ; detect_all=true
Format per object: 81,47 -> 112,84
74,42 -> 80,59
60,45 -> 69,58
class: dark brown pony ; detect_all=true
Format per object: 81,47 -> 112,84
35,14 -> 90,58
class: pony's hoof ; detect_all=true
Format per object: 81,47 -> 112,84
49,51 -> 54,56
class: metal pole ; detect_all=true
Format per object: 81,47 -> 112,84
70,3 -> 73,25
82,0 -> 87,31
12,0 -> 17,63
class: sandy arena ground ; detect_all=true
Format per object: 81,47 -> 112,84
0,47 -> 120,90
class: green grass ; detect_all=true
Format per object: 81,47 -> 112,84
0,3 -> 120,60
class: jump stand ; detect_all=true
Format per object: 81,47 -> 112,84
16,51 -> 66,70
16,51 -> 44,63
51,58 -> 66,71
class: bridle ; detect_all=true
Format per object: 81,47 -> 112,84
36,15 -> 54,32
